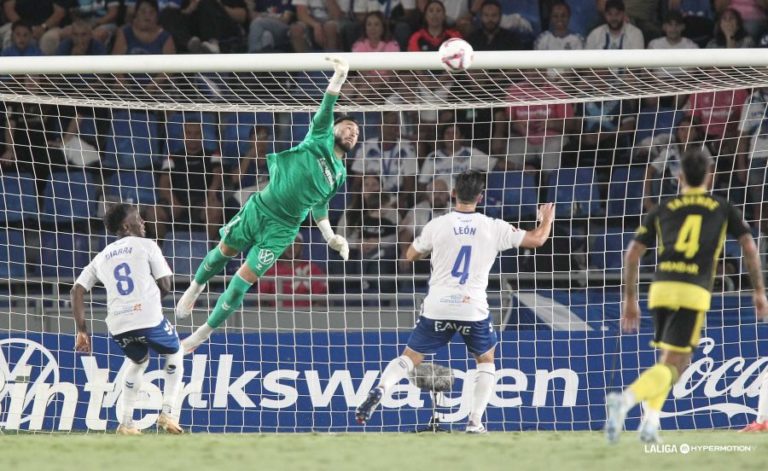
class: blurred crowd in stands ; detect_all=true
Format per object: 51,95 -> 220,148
0,0 -> 767,299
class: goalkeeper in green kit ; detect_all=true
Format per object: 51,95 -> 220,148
177,57 -> 358,352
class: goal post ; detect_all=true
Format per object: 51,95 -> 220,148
0,49 -> 765,433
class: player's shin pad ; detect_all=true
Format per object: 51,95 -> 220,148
206,274 -> 253,328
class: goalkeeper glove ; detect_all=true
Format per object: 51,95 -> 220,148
326,56 -> 349,94
318,218 -> 349,261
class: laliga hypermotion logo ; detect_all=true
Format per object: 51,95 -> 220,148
0,338 -> 63,429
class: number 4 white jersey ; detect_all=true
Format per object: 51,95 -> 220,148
75,236 -> 173,335
412,211 -> 526,321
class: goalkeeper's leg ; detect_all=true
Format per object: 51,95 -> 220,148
181,263 -> 257,352
175,242 -> 238,319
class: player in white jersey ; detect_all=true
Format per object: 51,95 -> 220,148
71,203 -> 184,435
355,170 -> 555,432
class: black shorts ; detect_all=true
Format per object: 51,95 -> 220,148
651,307 -> 705,353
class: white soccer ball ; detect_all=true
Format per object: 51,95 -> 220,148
438,38 -> 474,72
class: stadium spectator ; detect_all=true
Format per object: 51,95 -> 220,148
367,0 -> 419,50
124,1 -> 189,52
419,123 -> 494,190
184,0 -> 248,54
112,0 -> 175,55
347,12 -> 400,99
55,18 -> 107,55
289,0 -> 343,52
630,95 -> 684,164
257,232 -> 328,308
577,99 -> 636,170
350,110 -> 417,210
707,7 -> 754,47
156,120 -> 226,239
57,107 -> 105,177
230,124 -> 271,206
585,0 -> 644,50
718,0 -> 767,42
336,0 -> 369,51
671,0 -> 716,47
247,0 -> 295,52
1,21 -> 42,56
555,0 -> 600,38
467,0 -> 521,51
0,0 -> 67,54
643,115 -> 711,211
648,10 -> 698,49
535,1 -> 584,50
495,77 -> 578,172
398,177 -> 451,273
736,86 -> 768,232
608,0 -> 662,41
63,0 -> 120,47
337,174 -> 401,293
407,0 -> 461,52
429,0 -> 474,37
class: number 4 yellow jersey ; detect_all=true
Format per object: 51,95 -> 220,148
634,188 -> 750,311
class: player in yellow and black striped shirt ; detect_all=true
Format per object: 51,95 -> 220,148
605,148 -> 768,443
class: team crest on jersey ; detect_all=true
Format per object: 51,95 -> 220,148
258,249 -> 275,266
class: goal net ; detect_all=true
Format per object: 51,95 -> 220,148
0,50 -> 766,432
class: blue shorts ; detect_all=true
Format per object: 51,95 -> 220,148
406,315 -> 497,356
111,319 -> 181,362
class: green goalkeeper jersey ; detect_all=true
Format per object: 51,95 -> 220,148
255,93 -> 347,227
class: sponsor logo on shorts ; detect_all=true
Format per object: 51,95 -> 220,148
258,249 -> 275,267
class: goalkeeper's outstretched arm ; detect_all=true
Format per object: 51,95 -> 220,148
317,216 -> 349,261
326,56 -> 349,96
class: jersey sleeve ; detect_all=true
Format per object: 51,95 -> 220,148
148,241 -> 173,280
412,219 -> 435,254
634,206 -> 659,247
725,201 -> 751,239
75,261 -> 99,291
308,92 -> 339,140
312,201 -> 330,222
495,219 -> 526,251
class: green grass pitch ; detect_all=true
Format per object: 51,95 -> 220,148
0,431 -> 762,471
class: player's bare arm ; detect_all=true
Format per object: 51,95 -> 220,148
519,203 -> 555,248
405,244 -> 428,262
621,240 -> 647,333
70,283 -> 91,354
156,275 -> 172,299
739,232 -> 768,320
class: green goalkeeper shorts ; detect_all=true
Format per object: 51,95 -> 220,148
219,194 -> 300,276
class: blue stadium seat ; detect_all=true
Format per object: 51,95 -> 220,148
0,229 -> 28,278
607,165 -> 646,219
103,109 -> 163,170
163,231 -> 210,277
0,172 -> 38,225
104,170 -> 157,205
165,112 -> 219,156
279,112 -> 310,149
591,228 -> 634,272
503,170 -> 539,221
40,232 -> 91,278
40,171 -> 98,224
220,112 -> 275,161
546,167 -> 602,219
484,171 -> 505,220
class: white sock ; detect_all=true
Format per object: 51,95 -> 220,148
188,280 -> 205,297
757,373 -> 768,423
621,390 -> 638,414
182,324 -> 214,349
162,349 -> 184,416
378,355 -> 414,392
643,406 -> 661,428
122,358 -> 148,426
469,363 -> 496,425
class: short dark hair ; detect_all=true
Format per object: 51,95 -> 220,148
104,203 -> 133,235
604,0 -> 625,12
680,148 -> 711,187
482,0 -> 502,11
334,115 -> 358,126
663,9 -> 684,24
550,1 -> 571,16
454,170 -> 486,203
11,21 -> 31,33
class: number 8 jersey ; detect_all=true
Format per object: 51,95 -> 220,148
75,236 -> 173,335
412,211 -> 526,321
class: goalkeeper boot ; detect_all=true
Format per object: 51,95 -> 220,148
739,421 -> 768,432
117,424 -> 142,436
355,387 -> 383,424
176,281 -> 205,319
638,419 -> 661,443
157,413 -> 184,434
466,421 -> 487,434
604,392 -> 626,444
